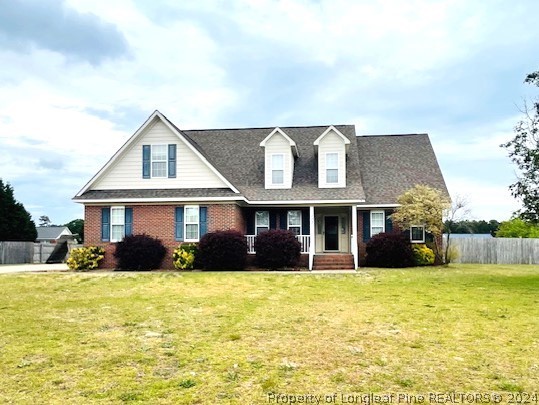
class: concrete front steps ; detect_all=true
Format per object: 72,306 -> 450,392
312,254 -> 355,270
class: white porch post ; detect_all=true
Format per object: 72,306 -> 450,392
309,205 -> 315,270
351,205 -> 358,269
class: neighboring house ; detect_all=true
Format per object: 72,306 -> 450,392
36,226 -> 76,244
35,226 -> 78,264
73,110 -> 448,269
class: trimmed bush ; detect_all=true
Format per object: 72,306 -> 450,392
113,234 -> 166,270
172,243 -> 198,270
255,229 -> 301,269
411,244 -> 435,266
66,246 -> 105,271
365,231 -> 414,268
198,230 -> 247,270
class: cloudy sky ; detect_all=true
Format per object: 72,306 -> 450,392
0,0 -> 538,225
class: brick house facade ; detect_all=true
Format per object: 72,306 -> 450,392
74,110 -> 448,270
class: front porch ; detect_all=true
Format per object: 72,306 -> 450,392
246,234 -> 310,254
241,205 -> 359,270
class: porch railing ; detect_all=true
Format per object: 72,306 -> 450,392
245,235 -> 311,254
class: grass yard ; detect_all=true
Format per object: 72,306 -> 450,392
0,264 -> 538,404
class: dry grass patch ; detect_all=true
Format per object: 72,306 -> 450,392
0,265 -> 538,403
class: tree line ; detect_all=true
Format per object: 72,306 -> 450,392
444,220 -> 500,236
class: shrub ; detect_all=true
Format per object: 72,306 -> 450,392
255,229 -> 301,269
66,246 -> 105,271
172,243 -> 198,270
113,234 -> 166,270
198,230 -> 247,270
365,231 -> 414,268
444,244 -> 460,264
411,244 -> 435,266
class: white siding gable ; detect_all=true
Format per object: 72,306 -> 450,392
262,131 -> 294,189
316,129 -> 347,188
92,120 -> 228,190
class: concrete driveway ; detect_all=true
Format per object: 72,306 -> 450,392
0,263 -> 69,274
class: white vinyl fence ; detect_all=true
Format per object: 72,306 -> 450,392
446,237 -> 539,264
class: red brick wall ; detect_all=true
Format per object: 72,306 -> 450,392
84,203 -> 245,269
207,204 -> 245,233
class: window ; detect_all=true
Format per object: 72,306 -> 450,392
151,144 -> 167,177
143,144 -> 176,179
255,211 -> 269,235
326,153 -> 338,183
272,154 -> 284,184
111,206 -> 125,242
288,210 -> 301,235
185,206 -> 200,241
410,226 -> 425,243
370,210 -> 385,237
175,206 -> 206,242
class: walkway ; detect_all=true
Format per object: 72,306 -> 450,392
0,263 -> 69,274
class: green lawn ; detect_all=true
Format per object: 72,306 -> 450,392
1,265 -> 538,404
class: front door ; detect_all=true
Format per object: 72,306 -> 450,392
324,216 -> 339,251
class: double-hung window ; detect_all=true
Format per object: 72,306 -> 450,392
370,210 -> 385,237
111,206 -> 125,242
151,144 -> 167,178
175,206 -> 206,242
326,153 -> 338,184
185,206 -> 200,241
287,210 -> 301,235
410,225 -> 425,243
143,144 -> 176,179
272,154 -> 284,185
255,211 -> 269,235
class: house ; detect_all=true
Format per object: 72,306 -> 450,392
73,110 -> 448,269
36,226 -> 76,244
35,226 -> 78,264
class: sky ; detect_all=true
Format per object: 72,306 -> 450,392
0,0 -> 538,225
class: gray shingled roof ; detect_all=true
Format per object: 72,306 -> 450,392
36,226 -> 72,240
76,188 -> 240,200
356,134 -> 449,205
77,114 -> 448,205
182,125 -> 366,202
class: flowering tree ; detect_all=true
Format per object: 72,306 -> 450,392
391,185 -> 450,264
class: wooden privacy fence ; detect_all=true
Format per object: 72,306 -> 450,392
446,237 -> 539,264
0,241 -> 34,264
0,242 -> 82,264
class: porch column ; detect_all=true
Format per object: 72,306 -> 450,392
351,205 -> 358,269
309,205 -> 315,270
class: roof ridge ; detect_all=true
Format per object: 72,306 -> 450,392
357,133 -> 428,138
183,124 -> 355,132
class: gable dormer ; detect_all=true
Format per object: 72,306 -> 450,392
260,128 -> 298,189
313,126 -> 350,188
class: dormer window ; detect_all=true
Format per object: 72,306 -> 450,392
314,126 -> 350,188
272,154 -> 284,185
260,128 -> 298,189
326,153 -> 339,183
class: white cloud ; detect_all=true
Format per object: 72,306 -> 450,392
445,175 -> 519,221
433,116 -> 519,162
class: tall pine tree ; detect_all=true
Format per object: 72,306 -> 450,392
0,179 -> 37,241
